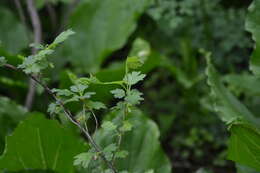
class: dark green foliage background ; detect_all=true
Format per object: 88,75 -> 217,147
0,0 -> 257,172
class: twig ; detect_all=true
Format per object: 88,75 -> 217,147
25,0 -> 42,110
3,64 -> 118,173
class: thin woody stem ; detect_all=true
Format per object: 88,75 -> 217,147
25,0 -> 42,110
3,64 -> 118,173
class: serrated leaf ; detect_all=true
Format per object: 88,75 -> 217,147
70,84 -> 88,94
52,29 -> 75,45
123,71 -> 146,85
110,89 -> 125,99
0,114 -> 86,173
126,56 -> 143,70
101,121 -> 117,131
120,121 -> 132,132
73,152 -> 94,169
125,89 -> 144,105
228,122 -> 260,171
86,101 -> 106,110
246,0 -> 260,77
94,109 -> 171,173
115,150 -> 129,159
52,88 -> 74,97
205,57 -> 260,126
103,143 -> 117,161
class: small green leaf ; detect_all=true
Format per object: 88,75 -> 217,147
73,152 -> 94,169
120,121 -> 132,132
111,88 -> 125,99
101,121 -> 117,131
206,57 -> 259,126
103,143 -> 117,161
228,122 -> 260,171
52,88 -> 73,97
124,71 -> 146,85
115,150 -> 129,158
0,56 -> 7,66
70,84 -> 88,94
125,89 -> 144,105
86,101 -> 106,110
52,29 -> 75,45
126,56 -> 143,70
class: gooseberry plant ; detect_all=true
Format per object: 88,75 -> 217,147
0,29 -> 147,173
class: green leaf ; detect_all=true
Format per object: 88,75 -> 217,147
86,101 -> 106,110
205,58 -> 260,126
101,121 -> 117,131
0,57 -> 6,67
0,7 -> 29,54
70,84 -> 88,94
111,89 -> 125,99
228,122 -> 260,172
246,0 -> 260,77
0,114 -> 86,173
125,89 -> 144,105
236,164 -> 260,173
0,97 -> 27,154
123,71 -> 146,86
129,38 -> 151,62
115,150 -> 129,159
120,121 -> 132,132
52,88 -> 74,97
126,56 -> 144,70
73,152 -> 94,169
52,29 -> 75,45
94,109 -> 172,173
58,0 -> 152,72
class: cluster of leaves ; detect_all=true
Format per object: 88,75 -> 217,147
204,0 -> 260,171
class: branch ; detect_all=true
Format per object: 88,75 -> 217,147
3,64 -> 118,173
25,0 -> 42,110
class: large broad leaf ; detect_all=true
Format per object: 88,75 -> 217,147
0,7 -> 29,54
236,164 -> 260,173
246,0 -> 260,77
57,0 -> 152,72
93,109 -> 172,173
228,122 -> 260,172
0,97 -> 27,154
206,58 -> 260,126
0,114 -> 87,173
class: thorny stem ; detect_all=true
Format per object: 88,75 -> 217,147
25,0 -> 42,110
3,64 -> 118,173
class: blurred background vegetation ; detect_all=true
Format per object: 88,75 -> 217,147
0,0 -> 256,172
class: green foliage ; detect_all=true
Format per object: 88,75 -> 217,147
93,109 -> 172,173
0,7 -> 29,54
0,57 -> 6,67
0,114 -> 86,173
18,30 -> 74,74
206,57 -> 259,126
123,71 -> 146,86
73,152 -> 95,169
228,122 -> 260,172
0,97 -> 27,154
246,0 -> 260,77
57,0 -> 152,72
